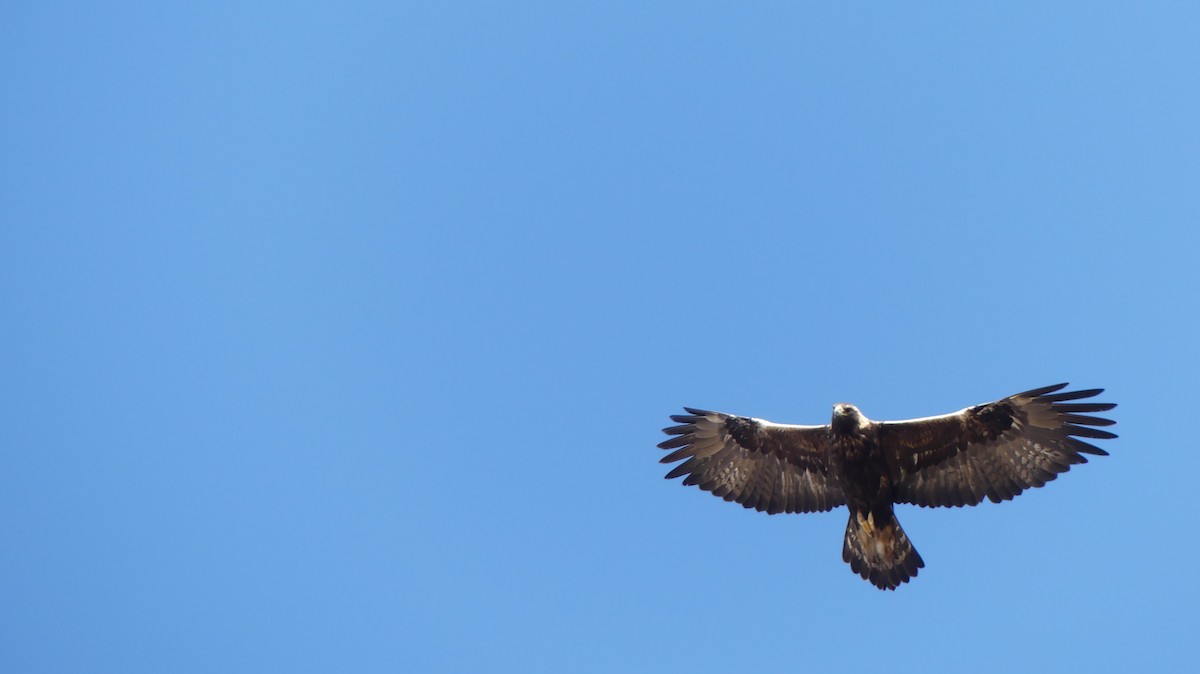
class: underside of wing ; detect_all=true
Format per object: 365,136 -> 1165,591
881,384 -> 1117,508
659,408 -> 843,514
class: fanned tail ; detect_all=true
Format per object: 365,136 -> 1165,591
842,509 -> 924,591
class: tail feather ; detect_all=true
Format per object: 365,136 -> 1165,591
842,510 -> 924,590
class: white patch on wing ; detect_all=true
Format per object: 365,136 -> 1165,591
880,408 -> 970,426
752,418 -> 826,432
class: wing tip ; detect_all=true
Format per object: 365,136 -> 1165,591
1020,382 -> 1070,397
1043,387 -> 1106,402
1063,424 -> 1118,440
657,435 -> 691,450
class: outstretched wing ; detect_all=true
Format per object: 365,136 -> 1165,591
658,408 -> 843,514
879,384 -> 1117,508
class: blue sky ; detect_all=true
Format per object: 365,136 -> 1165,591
3,2 -> 1198,672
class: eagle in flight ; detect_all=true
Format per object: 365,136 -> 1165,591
658,384 -> 1116,590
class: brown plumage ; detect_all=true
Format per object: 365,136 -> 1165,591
658,383 -> 1116,590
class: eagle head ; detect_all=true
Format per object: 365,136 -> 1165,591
833,403 -> 860,418
831,403 -> 867,434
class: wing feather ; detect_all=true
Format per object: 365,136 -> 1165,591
881,385 -> 1116,508
658,409 -> 843,514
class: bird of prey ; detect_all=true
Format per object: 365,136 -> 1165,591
658,384 -> 1116,590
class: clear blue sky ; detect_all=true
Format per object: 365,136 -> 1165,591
3,2 -> 1197,672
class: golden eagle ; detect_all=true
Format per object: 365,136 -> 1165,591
658,384 -> 1116,590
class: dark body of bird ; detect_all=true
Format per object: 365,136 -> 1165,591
658,384 -> 1117,590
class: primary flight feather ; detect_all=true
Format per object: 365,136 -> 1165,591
658,383 -> 1116,590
